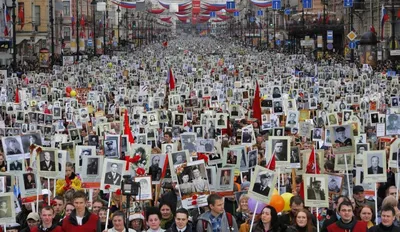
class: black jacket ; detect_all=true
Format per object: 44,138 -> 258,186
368,224 -> 400,232
166,222 -> 193,232
321,214 -> 339,232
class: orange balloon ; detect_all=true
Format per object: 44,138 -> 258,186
269,194 -> 285,213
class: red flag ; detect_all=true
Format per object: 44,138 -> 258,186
168,67 -> 175,90
162,41 -> 168,47
123,110 -> 134,144
266,154 -> 276,171
3,27 -> 8,37
370,25 -> 376,34
80,16 -> 85,29
15,87 -> 19,103
71,17 -> 75,35
299,148 -> 320,199
252,81 -> 262,123
161,154 -> 169,178
18,6 -> 24,30
325,14 -> 330,24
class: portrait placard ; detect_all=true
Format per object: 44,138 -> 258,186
304,174 -> 328,208
147,154 -> 167,183
75,146 -> 96,173
37,148 -> 59,177
19,172 -> 41,200
268,136 -> 291,166
56,150 -> 67,179
0,192 -> 16,224
134,176 -> 152,200
327,174 -> 343,195
206,166 -> 217,191
355,143 -> 369,165
363,150 -> 387,183
81,156 -> 104,183
7,159 -> 25,173
248,165 -> 276,204
100,158 -> 126,192
334,154 -> 353,171
216,167 -> 234,192
330,125 -> 354,154
222,148 -> 241,168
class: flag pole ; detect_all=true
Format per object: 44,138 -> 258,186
249,202 -> 258,232
344,154 -> 352,198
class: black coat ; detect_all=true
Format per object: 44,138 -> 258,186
321,214 -> 339,232
368,224 -> 400,232
166,222 -> 193,232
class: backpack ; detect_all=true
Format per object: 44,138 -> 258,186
202,212 -> 234,231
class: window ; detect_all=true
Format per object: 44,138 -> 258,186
63,27 -> 70,40
34,6 -> 40,26
63,1 -> 70,16
17,3 -> 24,25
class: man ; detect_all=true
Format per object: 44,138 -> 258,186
174,153 -> 185,165
253,172 -> 271,195
287,113 -> 297,125
104,141 -> 116,157
87,158 -> 98,175
91,200 -> 104,215
367,156 -> 384,174
231,106 -> 239,116
248,151 -> 257,167
217,115 -> 225,126
104,163 -> 121,185
62,190 -> 100,231
0,200 -> 10,217
10,160 -> 22,171
31,206 -> 62,232
327,201 -> 367,232
52,196 -> 65,224
149,155 -> 162,181
369,205 -> 400,232
40,152 -> 56,171
307,179 -> 326,200
313,129 -> 322,140
328,178 -> 341,193
279,196 -> 317,227
195,127 -> 203,137
387,114 -> 399,131
242,129 -> 251,143
334,127 -> 352,146
220,171 -> 230,185
166,208 -> 192,232
353,185 -> 375,219
273,140 -> 287,161
6,138 -> 22,155
192,167 -> 209,192
290,149 -> 299,163
196,194 -> 238,232
21,212 -> 40,232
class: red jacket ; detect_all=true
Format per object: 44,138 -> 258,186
327,220 -> 367,232
31,225 -> 63,232
61,209 -> 100,232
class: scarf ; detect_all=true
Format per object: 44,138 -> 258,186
160,214 -> 174,229
336,217 -> 357,231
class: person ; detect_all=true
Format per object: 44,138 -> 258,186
242,129 -> 251,143
87,158 -> 98,175
20,212 -> 40,232
91,200 -> 104,216
250,205 -> 281,232
104,141 -> 116,157
307,179 -> 326,200
30,206 -> 63,232
9,160 -> 22,171
166,208 -> 192,232
129,213 -> 146,232
174,153 -> 185,165
279,196 -> 317,227
149,155 -> 162,181
24,173 -> 36,189
104,163 -> 122,185
327,201 -> 368,232
328,178 -> 341,193
253,172 -> 271,196
369,205 -> 400,232
196,194 -> 238,231
287,113 -> 297,125
0,200 -> 10,217
235,194 -> 250,226
56,162 -> 82,196
217,115 -> 225,126
356,205 -> 374,229
273,140 -> 287,161
220,170 -> 230,185
353,186 -> 375,219
52,196 -> 65,224
160,202 -> 174,230
387,114 -> 399,131
192,167 -> 209,192
285,209 -> 317,232
227,150 -> 237,164
61,190 -> 100,232
290,149 -> 299,163
321,196 -> 351,232
107,211 -> 135,232
328,115 -> 337,125
367,156 -> 384,174
313,129 -> 322,140
179,172 -> 195,195
334,127 -> 352,147
146,207 -> 165,232
248,151 -> 257,167
6,138 -> 22,155
40,152 -> 56,171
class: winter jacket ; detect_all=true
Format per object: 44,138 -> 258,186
196,211 -> 238,232
61,208 -> 101,232
56,172 -> 82,196
368,224 -> 400,232
327,218 -> 367,232
166,222 -> 193,232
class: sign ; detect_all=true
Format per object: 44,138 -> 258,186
272,0 -> 281,10
257,10 -> 263,16
317,36 -> 323,48
303,0 -> 312,9
327,30 -> 333,43
226,1 -> 235,9
347,31 -> 357,41
327,43 -> 333,50
390,50 -> 400,56
87,38 -> 93,47
300,39 -> 314,47
210,11 -> 216,17
349,41 -> 356,49
250,17 -> 255,22
39,48 -> 50,68
284,8 -> 291,15
276,39 -> 281,46
192,0 -> 201,14
233,11 -> 239,17
344,0 -> 353,7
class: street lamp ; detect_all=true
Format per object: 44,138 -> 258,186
91,0 -> 97,56
117,6 -> 120,46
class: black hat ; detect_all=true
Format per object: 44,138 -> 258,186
353,185 -> 364,194
336,127 -> 346,132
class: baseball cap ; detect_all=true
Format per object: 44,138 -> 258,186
27,212 -> 40,221
353,185 -> 364,194
129,213 -> 144,221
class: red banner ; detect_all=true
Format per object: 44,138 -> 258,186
192,0 -> 200,15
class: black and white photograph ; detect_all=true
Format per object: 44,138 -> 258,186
241,128 -> 253,144
75,145 -> 96,172
248,165 -> 276,204
206,166 -> 217,191
273,127 -> 284,136
88,135 -> 99,148
0,177 -> 5,193
68,128 -> 81,143
330,125 -> 354,154
217,168 -> 234,192
268,136 -> 290,165
196,139 -> 214,153
312,128 -> 322,141
162,143 -> 175,155
38,149 -> 58,176
81,156 -> 103,183
55,150 -> 67,179
181,133 -> 197,154
175,160 -> 210,209
130,145 -> 151,171
342,111 -> 352,122
7,159 -> 24,172
20,133 -> 42,155
327,174 -> 343,194
19,173 -> 39,198
173,113 -> 185,127
334,154 -> 353,171
247,149 -> 258,169
103,139 -> 119,158
147,154 -> 167,183
386,114 -> 400,135
286,111 -> 299,127
223,148 -> 241,168
136,134 -> 147,145
170,150 -> 189,166
363,150 -> 387,183
370,112 -> 379,124
100,159 -> 126,192
0,193 -> 15,223
304,174 -> 329,207
356,143 -> 369,165
2,136 -> 24,157
134,176 -> 152,201
193,125 -> 204,138
290,146 -> 300,168
216,113 -> 227,129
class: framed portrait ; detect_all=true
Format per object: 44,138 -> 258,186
386,114 -> 400,136
290,146 -> 300,168
241,127 -> 254,144
327,174 -> 343,195
7,159 -> 25,173
222,148 -> 241,168
363,150 -> 387,183
286,111 -> 299,128
146,154 -> 167,183
169,150 -> 189,167
100,158 -> 126,192
196,139 -> 214,153
216,167 -> 234,192
61,142 -> 75,162
273,127 -> 284,137
312,128 -> 323,141
19,172 -> 41,199
37,148 -> 58,177
134,176 -> 152,201
206,166 -> 217,191
88,135 -> 99,149
129,144 -> 151,172
0,192 -> 16,223
75,146 -> 96,173
334,154 -> 354,171
162,143 -> 175,155
81,156 -> 104,183
327,113 -> 338,126
176,160 -> 210,209
103,139 -> 119,158
68,128 -> 81,143
2,136 -> 24,158
180,133 -> 197,155
56,150 -> 67,179
215,113 -> 228,129
248,165 -> 276,204
304,174 -> 329,207
268,136 -> 291,166
355,143 -> 369,165
208,152 -> 222,165
247,149 -> 258,169
340,173 -> 353,198
330,125 -> 354,154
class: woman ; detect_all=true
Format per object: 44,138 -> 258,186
251,205 -> 283,232
100,207 -> 113,231
56,162 -> 81,196
285,209 -> 317,232
179,172 -> 195,195
146,207 -> 165,232
357,205 -> 374,229
65,203 -> 74,218
108,211 -> 135,232
129,213 -> 146,232
159,203 -> 174,230
25,173 -> 36,189
236,194 -> 250,226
